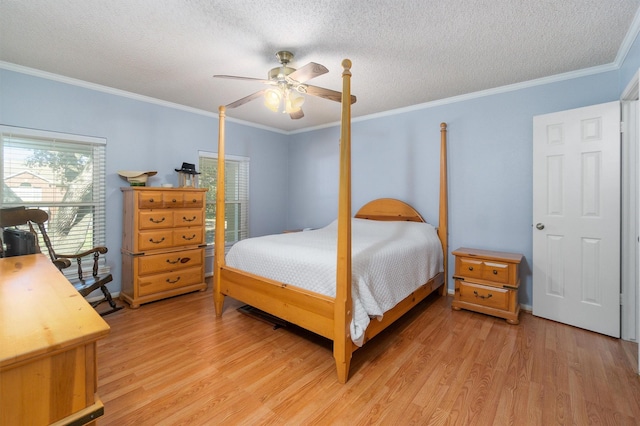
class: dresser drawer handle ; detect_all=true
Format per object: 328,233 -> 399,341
149,237 -> 165,244
493,270 -> 498,275
149,198 -> 155,203
190,198 -> 198,203
149,217 -> 166,224
468,266 -> 474,271
172,199 -> 177,203
473,290 -> 492,300
166,276 -> 181,284
183,216 -> 197,222
182,234 -> 196,241
166,257 -> 181,264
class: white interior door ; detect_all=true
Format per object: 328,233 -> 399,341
533,101 -> 620,338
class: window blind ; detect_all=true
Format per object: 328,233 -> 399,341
1,126 -> 107,267
198,151 -> 249,246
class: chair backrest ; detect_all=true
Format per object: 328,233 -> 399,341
0,207 -> 58,261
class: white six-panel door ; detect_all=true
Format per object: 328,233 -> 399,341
533,101 -> 620,337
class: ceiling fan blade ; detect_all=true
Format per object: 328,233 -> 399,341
226,90 -> 265,109
290,109 -> 304,120
305,85 -> 357,104
214,75 -> 273,85
287,62 -> 328,83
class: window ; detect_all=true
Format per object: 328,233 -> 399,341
1,126 -> 107,258
198,151 -> 249,247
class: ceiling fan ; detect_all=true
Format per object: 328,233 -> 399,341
214,51 -> 356,120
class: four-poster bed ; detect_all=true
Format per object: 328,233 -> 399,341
213,59 -> 449,383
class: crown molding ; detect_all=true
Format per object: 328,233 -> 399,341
2,7 -> 637,140
0,61 -> 289,135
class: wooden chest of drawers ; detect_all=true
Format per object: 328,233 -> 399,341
121,187 -> 208,308
451,247 -> 523,324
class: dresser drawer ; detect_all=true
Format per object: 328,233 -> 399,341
137,248 -> 203,275
138,228 -> 203,251
183,192 -> 205,209
457,280 -> 509,311
174,209 -> 204,227
138,229 -> 175,251
138,191 -> 166,209
162,192 -> 184,208
139,210 -> 175,230
172,228 -> 204,247
137,190 -> 188,209
138,266 -> 204,296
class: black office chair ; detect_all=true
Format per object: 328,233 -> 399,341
0,206 -> 123,315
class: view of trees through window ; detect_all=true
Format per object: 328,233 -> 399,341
1,127 -> 106,256
198,152 -> 249,247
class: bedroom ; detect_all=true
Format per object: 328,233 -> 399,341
2,0 -> 640,423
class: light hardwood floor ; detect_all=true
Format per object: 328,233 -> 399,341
97,284 -> 640,425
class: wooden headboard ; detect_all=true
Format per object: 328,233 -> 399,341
354,198 -> 425,222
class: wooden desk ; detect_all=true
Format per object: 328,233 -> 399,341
0,254 -> 111,425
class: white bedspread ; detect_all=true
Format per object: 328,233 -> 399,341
225,218 -> 443,346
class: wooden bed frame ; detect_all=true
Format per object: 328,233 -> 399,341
213,59 -> 448,383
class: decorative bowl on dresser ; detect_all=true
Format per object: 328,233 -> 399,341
120,187 -> 208,308
451,247 -> 523,324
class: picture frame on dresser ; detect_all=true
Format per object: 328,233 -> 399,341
120,187 -> 208,308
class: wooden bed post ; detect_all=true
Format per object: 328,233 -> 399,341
213,105 -> 226,316
335,59 -> 353,383
438,122 -> 448,295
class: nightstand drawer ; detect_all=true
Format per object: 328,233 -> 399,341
481,260 -> 510,284
456,257 -> 512,284
457,257 -> 484,280
457,280 -> 509,311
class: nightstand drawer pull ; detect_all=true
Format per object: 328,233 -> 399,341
493,270 -> 498,275
468,266 -> 474,271
166,276 -> 181,284
474,290 -> 492,299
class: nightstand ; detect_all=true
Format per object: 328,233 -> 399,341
451,247 -> 523,324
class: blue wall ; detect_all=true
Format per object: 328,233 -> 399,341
0,69 -> 290,294
2,28 -> 640,306
289,38 -> 640,307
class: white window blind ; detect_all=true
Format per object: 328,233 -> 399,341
198,151 -> 249,246
1,126 -> 107,261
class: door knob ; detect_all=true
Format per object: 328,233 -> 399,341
536,223 -> 545,230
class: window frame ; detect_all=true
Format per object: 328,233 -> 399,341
0,125 -> 107,269
198,151 -> 250,248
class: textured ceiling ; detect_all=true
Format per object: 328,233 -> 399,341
1,0 -> 639,132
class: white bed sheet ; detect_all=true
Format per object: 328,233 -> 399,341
225,218 -> 443,346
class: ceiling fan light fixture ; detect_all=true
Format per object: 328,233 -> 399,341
216,50 -> 339,119
285,90 -> 305,114
264,88 -> 282,112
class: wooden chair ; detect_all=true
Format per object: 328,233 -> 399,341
0,206 -> 123,315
